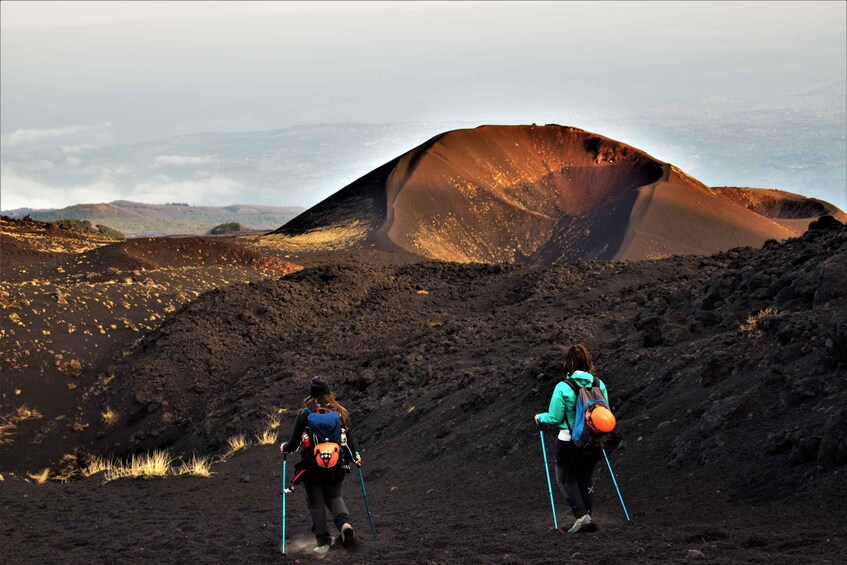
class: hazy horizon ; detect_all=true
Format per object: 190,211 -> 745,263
2,1 -> 845,210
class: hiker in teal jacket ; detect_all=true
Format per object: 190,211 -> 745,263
535,344 -> 608,533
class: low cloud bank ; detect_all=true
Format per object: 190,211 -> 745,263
0,164 -> 243,211
1,123 -> 113,149
154,155 -> 216,166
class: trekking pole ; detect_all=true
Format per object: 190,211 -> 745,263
356,452 -> 377,540
538,427 -> 559,530
601,448 -> 631,524
281,453 -> 287,554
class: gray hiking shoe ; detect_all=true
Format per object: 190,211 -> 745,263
567,513 -> 593,533
314,544 -> 330,555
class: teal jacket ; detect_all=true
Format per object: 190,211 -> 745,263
537,371 -> 608,431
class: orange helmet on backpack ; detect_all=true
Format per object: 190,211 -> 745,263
313,442 -> 341,468
586,404 -> 616,434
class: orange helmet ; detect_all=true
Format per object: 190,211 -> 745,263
313,442 -> 340,468
586,405 -> 616,434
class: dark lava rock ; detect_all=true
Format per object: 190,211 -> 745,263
815,252 -> 847,304
699,351 -> 733,387
808,215 -> 843,231
638,315 -> 663,346
661,323 -> 690,346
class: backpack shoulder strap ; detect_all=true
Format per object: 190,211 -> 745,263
561,379 -> 581,434
563,377 -> 580,394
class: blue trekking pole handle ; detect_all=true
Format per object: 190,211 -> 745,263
602,448 -> 631,524
281,454 -> 287,554
356,451 -> 377,540
538,427 -> 559,530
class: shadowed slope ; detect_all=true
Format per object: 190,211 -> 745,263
272,125 -> 842,263
711,187 -> 847,234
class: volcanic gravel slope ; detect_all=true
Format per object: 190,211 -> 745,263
3,219 -> 842,562
271,125 -> 843,264
0,218 -> 301,472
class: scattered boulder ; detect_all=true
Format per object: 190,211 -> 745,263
814,252 -> 847,304
58,359 -> 83,377
637,315 -> 663,346
661,323 -> 690,346
808,215 -> 842,231
698,351 -> 733,387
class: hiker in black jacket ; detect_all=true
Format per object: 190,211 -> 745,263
281,377 -> 361,554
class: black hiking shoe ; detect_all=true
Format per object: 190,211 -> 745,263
341,523 -> 357,549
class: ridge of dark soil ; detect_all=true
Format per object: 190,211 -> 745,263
90,223 -> 846,501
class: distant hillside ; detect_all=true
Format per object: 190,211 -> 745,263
6,201 -> 303,237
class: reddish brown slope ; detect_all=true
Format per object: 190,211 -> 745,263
710,186 -> 847,234
272,125 -> 842,263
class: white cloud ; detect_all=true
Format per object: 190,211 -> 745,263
2,126 -> 89,146
61,144 -> 97,154
65,156 -> 82,168
0,123 -> 112,147
154,155 -> 216,166
0,164 -> 119,210
0,164 -> 244,210
134,176 -> 243,204
13,160 -> 56,172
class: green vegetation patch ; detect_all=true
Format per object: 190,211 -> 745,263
209,222 -> 242,235
95,224 -> 126,239
50,219 -> 125,239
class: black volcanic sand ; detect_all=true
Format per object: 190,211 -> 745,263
3,222 -> 847,563
0,220 -> 300,471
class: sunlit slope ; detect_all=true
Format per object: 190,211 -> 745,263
272,125 -> 843,263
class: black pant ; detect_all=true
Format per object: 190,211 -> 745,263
303,477 -> 350,545
555,440 -> 601,519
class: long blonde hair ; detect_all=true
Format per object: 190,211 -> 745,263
304,392 -> 350,427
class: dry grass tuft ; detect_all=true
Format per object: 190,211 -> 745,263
246,221 -> 369,252
104,450 -> 173,481
27,468 -> 50,484
221,434 -> 249,460
82,455 -> 114,478
739,307 -> 779,338
177,454 -> 213,478
0,422 -> 13,446
101,407 -> 119,426
266,414 -> 281,430
256,429 -> 278,445
0,405 -> 43,445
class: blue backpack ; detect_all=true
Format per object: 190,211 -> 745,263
305,408 -> 348,470
563,376 -> 615,448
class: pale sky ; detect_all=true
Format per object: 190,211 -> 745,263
1,1 -> 845,209
2,1 -> 844,140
